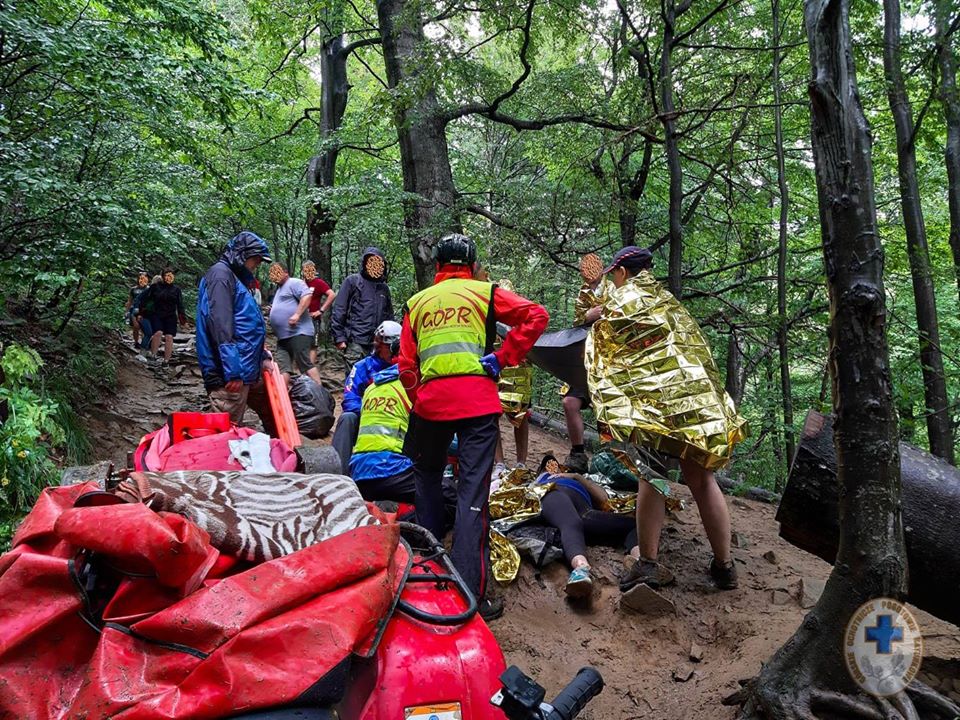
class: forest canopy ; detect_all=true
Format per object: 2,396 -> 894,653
2,0 -> 960,496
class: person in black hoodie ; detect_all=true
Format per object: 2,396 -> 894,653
330,247 -> 394,368
145,267 -> 187,365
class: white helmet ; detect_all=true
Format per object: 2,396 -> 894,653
374,320 -> 402,345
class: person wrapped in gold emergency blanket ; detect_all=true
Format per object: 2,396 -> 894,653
585,246 -> 746,598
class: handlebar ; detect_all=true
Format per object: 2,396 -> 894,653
491,665 -> 604,720
395,522 -> 478,626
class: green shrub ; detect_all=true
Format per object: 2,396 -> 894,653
0,344 -> 64,514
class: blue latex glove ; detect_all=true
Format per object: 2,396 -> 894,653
479,353 -> 501,379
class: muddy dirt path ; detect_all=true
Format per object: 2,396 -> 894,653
84,331 -> 960,719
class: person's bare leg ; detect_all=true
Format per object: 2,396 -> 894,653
282,372 -> 291,390
636,480 -> 666,560
164,334 -> 173,361
562,396 -> 585,446
494,427 -> 504,464
514,416 -> 529,466
680,458 -> 732,563
307,366 -> 323,385
132,319 -> 140,346
150,331 -> 162,356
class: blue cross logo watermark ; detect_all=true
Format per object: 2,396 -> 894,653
845,598 -> 924,696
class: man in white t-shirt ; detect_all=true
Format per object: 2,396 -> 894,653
267,262 -> 324,387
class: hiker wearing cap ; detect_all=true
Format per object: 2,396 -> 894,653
587,246 -> 743,596
331,320 -> 403,474
196,231 -> 274,429
330,247 -> 394,369
267,261 -> 325,389
398,233 -> 549,621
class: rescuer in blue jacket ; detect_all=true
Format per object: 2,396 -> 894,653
196,231 -> 274,427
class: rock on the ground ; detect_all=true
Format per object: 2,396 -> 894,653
762,550 -> 779,565
689,643 -> 704,663
672,664 -> 695,682
620,584 -> 677,616
799,577 -> 825,609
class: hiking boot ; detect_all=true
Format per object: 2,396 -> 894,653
563,450 -> 589,474
565,566 -> 593,599
491,462 -> 507,482
478,596 -> 504,622
709,557 -> 739,590
619,558 -> 675,592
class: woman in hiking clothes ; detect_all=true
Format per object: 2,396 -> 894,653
146,267 -> 187,365
330,247 -> 394,368
196,231 -> 273,428
398,233 -> 548,621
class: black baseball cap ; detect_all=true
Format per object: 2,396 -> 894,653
602,246 -> 653,274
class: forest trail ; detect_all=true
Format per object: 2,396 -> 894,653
83,331 -> 960,719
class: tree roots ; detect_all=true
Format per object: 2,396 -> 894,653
740,678 -> 960,720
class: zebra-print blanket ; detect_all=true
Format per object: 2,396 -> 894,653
118,471 -> 377,562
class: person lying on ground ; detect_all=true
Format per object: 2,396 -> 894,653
266,261 -> 324,389
196,231 -> 275,433
331,320 -> 402,474
534,454 -> 638,599
588,246 -> 741,594
146,267 -> 187,365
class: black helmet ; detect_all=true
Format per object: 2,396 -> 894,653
434,233 -> 477,266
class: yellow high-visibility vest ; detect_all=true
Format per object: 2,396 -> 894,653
406,278 -> 495,382
353,376 -> 411,455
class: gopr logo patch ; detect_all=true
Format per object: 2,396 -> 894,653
845,597 -> 923,696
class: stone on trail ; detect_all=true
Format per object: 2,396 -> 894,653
620,583 -> 677,616
672,664 -> 695,682
761,550 -> 779,565
769,588 -> 793,605
799,577 -> 825,609
730,531 -> 750,549
689,643 -> 704,663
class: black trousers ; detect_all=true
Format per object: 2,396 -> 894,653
331,411 -> 359,474
356,467 -> 416,504
411,413 -> 499,599
539,486 -> 637,564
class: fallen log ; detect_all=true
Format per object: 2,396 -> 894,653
778,410 -> 960,627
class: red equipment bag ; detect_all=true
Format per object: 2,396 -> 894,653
0,483 -> 408,720
133,422 -> 298,473
168,411 -> 232,443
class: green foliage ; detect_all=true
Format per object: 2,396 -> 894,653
0,344 -> 64,515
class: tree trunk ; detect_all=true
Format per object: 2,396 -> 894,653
778,410 -> 960,628
740,0 -> 913,715
307,35 -> 350,286
725,329 -> 744,406
376,0 -> 460,289
618,138 -> 653,248
659,0 -> 684,298
771,0 -> 795,468
884,0 -> 954,464
935,0 -> 960,306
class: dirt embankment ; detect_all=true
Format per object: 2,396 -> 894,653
83,330 -> 960,720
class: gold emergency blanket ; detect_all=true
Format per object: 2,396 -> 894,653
573,277 -> 608,325
498,363 -> 533,425
487,469 -> 642,584
585,271 -> 747,470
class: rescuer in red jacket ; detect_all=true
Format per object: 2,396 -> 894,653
399,234 -> 548,621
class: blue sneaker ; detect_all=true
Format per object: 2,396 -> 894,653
565,566 -> 593,598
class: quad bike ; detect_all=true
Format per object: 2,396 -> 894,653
230,524 -> 603,720
118,412 -> 605,720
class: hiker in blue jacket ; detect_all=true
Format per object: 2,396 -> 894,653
196,231 -> 274,429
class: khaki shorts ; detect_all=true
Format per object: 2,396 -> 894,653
276,334 -> 315,375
